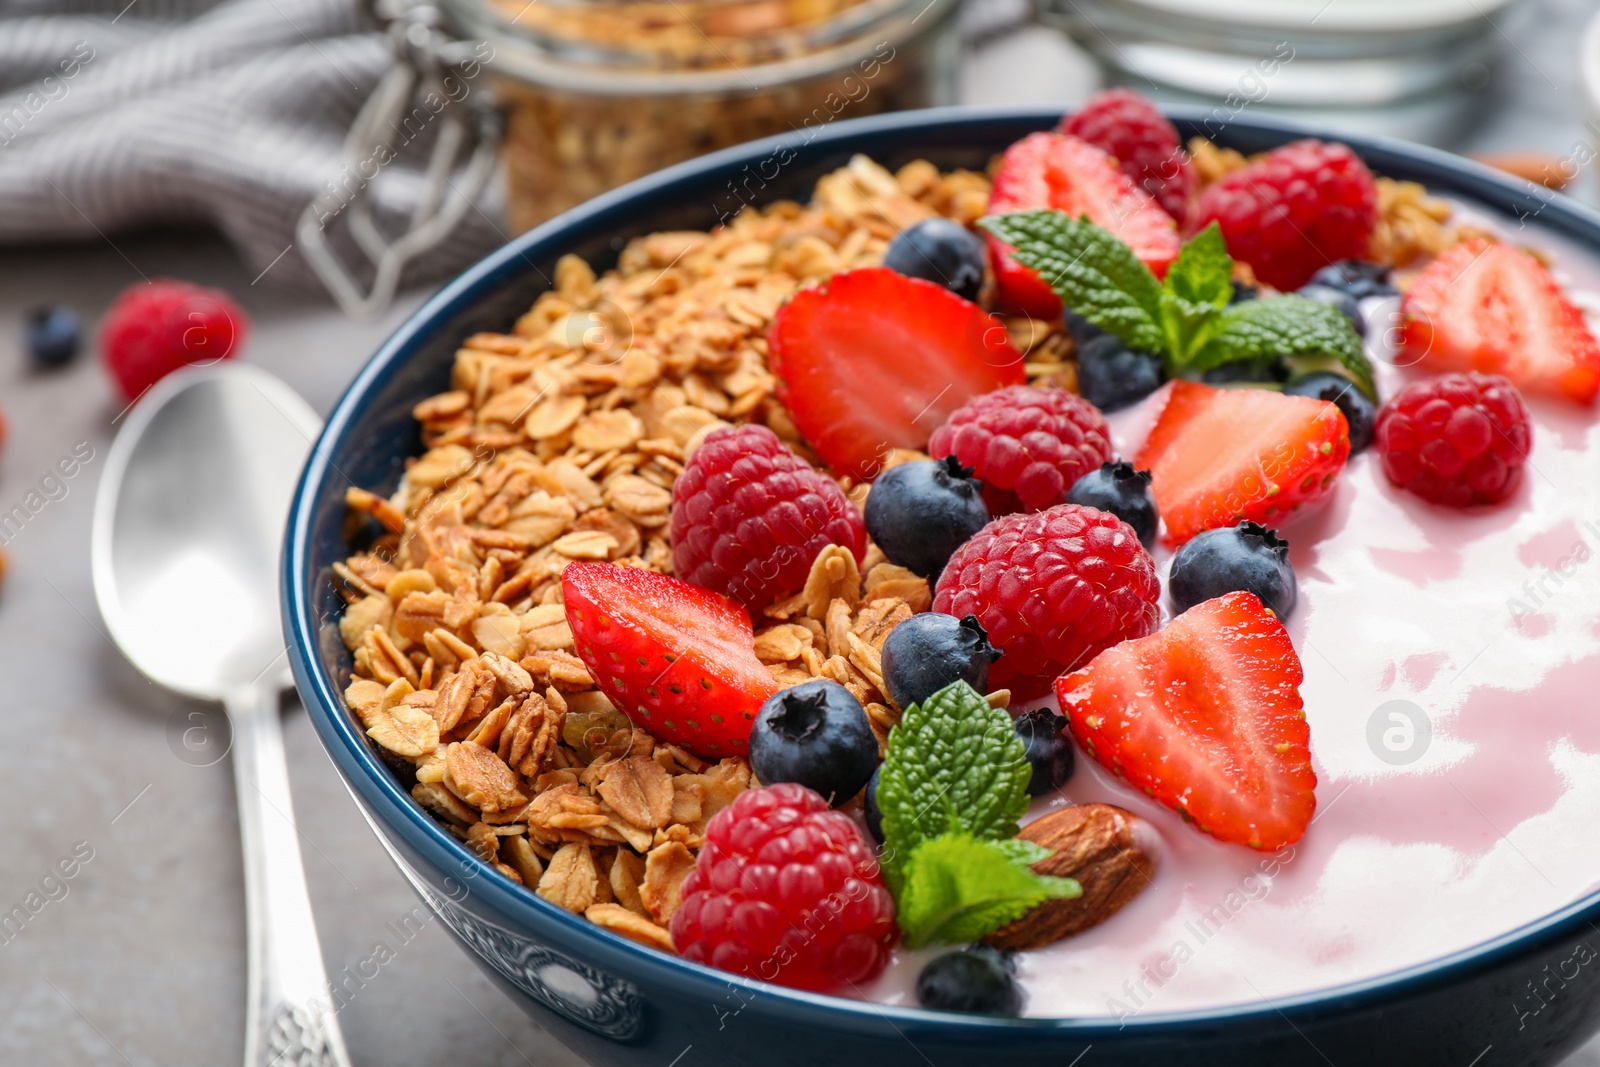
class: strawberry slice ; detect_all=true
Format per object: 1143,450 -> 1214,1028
986,132 -> 1182,318
1056,591 -> 1317,850
768,267 -> 1025,480
1401,238 -> 1600,405
562,562 -> 778,759
1136,381 -> 1350,545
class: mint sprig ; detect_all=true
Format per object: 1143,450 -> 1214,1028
897,835 -> 1080,948
978,210 -> 1377,400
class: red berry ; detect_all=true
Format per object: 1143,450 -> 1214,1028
768,267 -> 1025,480
100,279 -> 248,402
928,385 -> 1114,514
671,783 -> 897,992
933,504 -> 1160,699
1191,139 -> 1378,291
1374,372 -> 1531,507
1400,239 -> 1600,405
986,133 -> 1182,318
1057,591 -> 1317,850
1136,381 -> 1351,544
671,424 -> 865,613
1061,88 -> 1195,226
562,562 -> 778,759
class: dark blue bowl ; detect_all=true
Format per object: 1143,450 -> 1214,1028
285,105 -> 1600,1066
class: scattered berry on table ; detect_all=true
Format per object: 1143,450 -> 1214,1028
1061,88 -> 1196,226
26,305 -> 80,369
1374,371 -> 1532,507
1306,259 -> 1397,300
769,267 -> 1026,480
1296,283 -> 1365,337
915,945 -> 1024,1016
1073,330 -> 1166,413
1200,359 -> 1288,385
672,783 -> 897,991
935,504 -> 1161,699
1285,371 -> 1376,453
1014,708 -> 1074,797
749,679 -> 878,804
1168,521 -> 1298,619
880,612 -> 1002,712
864,456 -> 990,580
561,562 -> 778,759
929,384 -> 1114,515
1136,380 -> 1351,545
100,279 -> 248,402
881,218 -> 987,303
1191,139 -> 1379,291
671,424 -> 865,613
1399,238 -> 1600,404
1065,461 -> 1158,547
987,132 -> 1181,317
1057,591 -> 1317,850
863,763 -> 885,843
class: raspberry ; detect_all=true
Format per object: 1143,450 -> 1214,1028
934,504 -> 1160,698
928,385 -> 1113,515
671,424 -> 866,613
1374,372 -> 1531,507
671,783 -> 897,992
1062,88 -> 1195,225
1191,139 -> 1378,292
100,279 -> 248,402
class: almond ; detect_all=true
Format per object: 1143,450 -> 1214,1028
984,803 -> 1157,951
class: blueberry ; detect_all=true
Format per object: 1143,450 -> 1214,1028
749,679 -> 877,803
1065,461 -> 1157,547
1200,358 -> 1288,385
864,764 -> 884,843
1014,709 -> 1073,796
882,218 -> 986,303
865,457 -> 990,580
1285,371 -> 1376,453
1297,283 -> 1365,337
1169,521 -> 1297,618
916,945 -> 1023,1016
1075,333 -> 1164,412
880,612 -> 1001,712
1230,279 -> 1259,303
1307,259 -> 1397,301
26,305 -> 80,369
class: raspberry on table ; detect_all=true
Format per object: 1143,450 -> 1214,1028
671,783 -> 897,992
1191,139 -> 1379,292
671,424 -> 866,612
928,385 -> 1114,515
1374,372 -> 1532,507
100,279 -> 248,402
1062,88 -> 1195,226
933,503 -> 1161,699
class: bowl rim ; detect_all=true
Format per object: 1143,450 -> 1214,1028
285,102 -> 1600,1036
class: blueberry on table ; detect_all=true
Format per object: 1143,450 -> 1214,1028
1296,282 -> 1365,337
26,305 -> 80,369
863,763 -> 884,844
749,679 -> 878,804
880,612 -> 1002,712
1307,259 -> 1398,300
916,945 -> 1024,1016
1285,371 -> 1376,453
1014,708 -> 1074,796
864,457 -> 990,581
1074,332 -> 1164,412
881,218 -> 987,303
1065,461 -> 1158,547
1169,521 -> 1297,619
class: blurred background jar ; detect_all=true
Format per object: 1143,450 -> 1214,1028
439,0 -> 964,231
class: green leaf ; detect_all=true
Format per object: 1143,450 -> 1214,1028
1159,223 -> 1234,363
1189,294 -> 1378,400
979,210 -> 1166,354
875,681 -> 1033,893
896,835 -> 1081,948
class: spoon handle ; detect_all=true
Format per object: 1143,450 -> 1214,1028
228,684 -> 354,1067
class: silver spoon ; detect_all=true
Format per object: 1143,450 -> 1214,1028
92,363 -> 353,1067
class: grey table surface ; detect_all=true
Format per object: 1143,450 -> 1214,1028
4,3 -> 1600,1065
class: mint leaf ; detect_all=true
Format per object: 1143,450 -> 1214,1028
1189,294 -> 1377,400
979,211 -> 1165,354
1159,222 -> 1234,362
897,835 -> 1081,947
876,680 -> 1033,893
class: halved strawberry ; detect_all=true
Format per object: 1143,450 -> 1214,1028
986,132 -> 1182,318
1056,591 -> 1317,850
562,562 -> 778,759
1401,238 -> 1600,405
768,267 -> 1025,481
1136,381 -> 1350,545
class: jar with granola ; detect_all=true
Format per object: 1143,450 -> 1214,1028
438,0 -> 964,231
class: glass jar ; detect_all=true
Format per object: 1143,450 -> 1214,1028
439,0 -> 964,231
